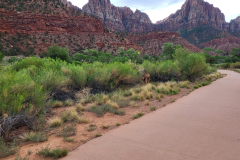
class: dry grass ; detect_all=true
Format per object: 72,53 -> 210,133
145,100 -> 149,105
20,132 -> 48,142
48,117 -> 63,128
76,103 -> 84,112
145,91 -> 153,99
64,99 -> 74,106
178,81 -> 190,88
155,94 -> 162,101
130,101 -> 139,107
61,108 -> 80,122
203,72 -> 221,81
51,101 -> 64,108
78,116 -> 89,124
106,100 -> 119,109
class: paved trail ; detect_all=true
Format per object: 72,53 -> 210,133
62,70 -> 240,160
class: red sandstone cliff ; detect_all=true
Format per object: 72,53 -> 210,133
126,32 -> 201,55
0,10 -> 104,34
200,38 -> 240,52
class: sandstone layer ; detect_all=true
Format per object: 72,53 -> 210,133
126,32 -> 201,55
0,10 -> 104,34
200,38 -> 240,52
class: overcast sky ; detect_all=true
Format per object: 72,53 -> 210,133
69,0 -> 240,23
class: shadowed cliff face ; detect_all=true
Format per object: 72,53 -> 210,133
82,0 -> 240,34
156,0 -> 227,31
82,0 -> 154,33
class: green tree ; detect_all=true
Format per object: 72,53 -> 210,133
216,50 -> 223,54
45,45 -> 72,63
203,47 -> 214,52
0,51 -> 4,62
162,43 -> 181,60
230,47 -> 240,59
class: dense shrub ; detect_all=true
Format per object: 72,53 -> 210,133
0,52 -> 4,62
45,45 -> 72,63
218,63 -> 231,69
7,57 -> 20,63
0,68 -> 45,115
174,48 -> 208,80
230,62 -> 240,68
12,57 -> 44,71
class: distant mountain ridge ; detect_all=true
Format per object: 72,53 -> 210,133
82,0 -> 240,34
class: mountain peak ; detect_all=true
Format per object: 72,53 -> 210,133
157,0 -> 227,31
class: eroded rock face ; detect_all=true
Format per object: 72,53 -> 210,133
126,32 -> 201,55
229,16 -> 240,33
0,10 -> 104,34
82,0 -> 154,33
157,0 -> 227,31
200,38 -> 240,52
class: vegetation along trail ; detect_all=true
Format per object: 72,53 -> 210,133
62,70 -> 240,160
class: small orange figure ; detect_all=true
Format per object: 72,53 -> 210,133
142,70 -> 150,84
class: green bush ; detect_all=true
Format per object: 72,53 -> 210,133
45,45 -> 72,63
12,57 -> 44,71
0,68 -> 45,115
38,146 -> 68,159
174,48 -> 208,80
0,52 -> 4,62
89,104 -> 125,117
7,57 -> 20,63
219,63 -> 231,69
0,138 -> 16,158
230,62 -> 240,68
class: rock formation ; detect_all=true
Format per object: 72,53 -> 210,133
126,32 -> 201,55
229,16 -> 240,33
156,0 -> 228,31
200,38 -> 240,52
82,0 -> 154,33
0,10 -> 104,34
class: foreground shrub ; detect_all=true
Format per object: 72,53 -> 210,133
55,124 -> 77,137
20,132 -> 48,142
0,138 -> 16,158
38,145 -> 68,159
0,69 -> 45,115
133,112 -> 144,119
89,104 -> 125,117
